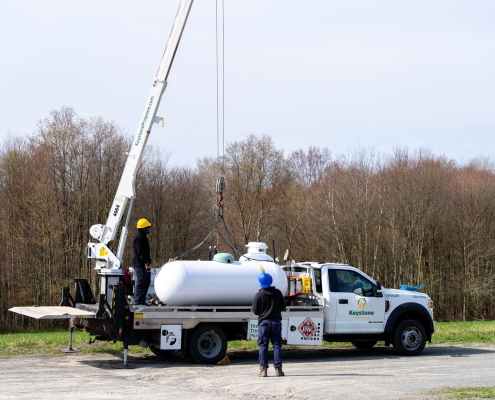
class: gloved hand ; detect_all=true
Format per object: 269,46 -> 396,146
145,263 -> 151,272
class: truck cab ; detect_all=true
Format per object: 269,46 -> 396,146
288,262 -> 435,356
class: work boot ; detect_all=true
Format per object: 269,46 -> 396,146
258,366 -> 267,377
275,367 -> 284,377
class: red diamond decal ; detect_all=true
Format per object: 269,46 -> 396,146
298,318 -> 316,338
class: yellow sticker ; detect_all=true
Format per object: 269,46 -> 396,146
99,248 -> 109,257
135,313 -> 143,319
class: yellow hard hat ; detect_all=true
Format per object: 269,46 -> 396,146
137,218 -> 152,229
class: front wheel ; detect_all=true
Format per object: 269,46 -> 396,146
188,324 -> 227,364
392,319 -> 426,356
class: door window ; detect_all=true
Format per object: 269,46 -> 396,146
334,270 -> 374,296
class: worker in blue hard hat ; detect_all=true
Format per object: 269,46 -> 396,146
251,272 -> 286,377
132,218 -> 152,306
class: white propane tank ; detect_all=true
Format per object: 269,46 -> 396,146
154,259 -> 287,306
239,242 -> 273,262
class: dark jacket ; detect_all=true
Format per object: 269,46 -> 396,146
132,230 -> 151,268
251,287 -> 286,323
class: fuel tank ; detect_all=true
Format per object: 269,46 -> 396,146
154,259 -> 287,306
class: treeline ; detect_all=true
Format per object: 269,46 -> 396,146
1,107 -> 495,329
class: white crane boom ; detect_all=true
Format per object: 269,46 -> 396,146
87,0 -> 194,270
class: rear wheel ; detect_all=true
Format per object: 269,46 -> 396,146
392,319 -> 426,356
188,324 -> 227,364
351,340 -> 377,350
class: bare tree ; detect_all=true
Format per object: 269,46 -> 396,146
221,134 -> 290,245
275,146 -> 332,261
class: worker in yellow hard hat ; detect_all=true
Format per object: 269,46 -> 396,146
132,218 -> 152,306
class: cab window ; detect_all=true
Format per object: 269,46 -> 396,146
330,269 -> 374,296
313,269 -> 322,293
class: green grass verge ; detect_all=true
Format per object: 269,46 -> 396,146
0,330 -> 150,357
432,321 -> 495,344
1,320 -> 495,357
430,386 -> 495,399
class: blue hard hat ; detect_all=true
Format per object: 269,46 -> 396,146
258,272 -> 273,289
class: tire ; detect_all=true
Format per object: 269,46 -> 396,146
149,345 -> 171,359
392,319 -> 426,356
188,324 -> 227,364
351,341 -> 377,350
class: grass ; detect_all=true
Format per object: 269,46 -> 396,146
1,320 -> 495,357
430,387 -> 495,399
432,321 -> 495,344
227,340 -> 259,351
0,329 -> 150,357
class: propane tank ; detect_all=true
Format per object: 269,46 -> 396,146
154,259 -> 287,306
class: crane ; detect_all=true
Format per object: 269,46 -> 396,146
87,0 -> 194,276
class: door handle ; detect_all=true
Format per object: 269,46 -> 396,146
338,299 -> 348,304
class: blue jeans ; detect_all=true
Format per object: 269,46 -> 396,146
258,319 -> 283,368
134,266 -> 150,304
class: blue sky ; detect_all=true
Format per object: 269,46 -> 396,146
1,0 -> 494,167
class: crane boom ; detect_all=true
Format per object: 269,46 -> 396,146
87,0 -> 194,270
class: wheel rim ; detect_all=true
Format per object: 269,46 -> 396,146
400,326 -> 422,351
197,331 -> 222,359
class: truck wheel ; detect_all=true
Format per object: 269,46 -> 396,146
351,341 -> 377,350
149,345 -> 170,359
188,324 -> 227,364
392,319 -> 426,356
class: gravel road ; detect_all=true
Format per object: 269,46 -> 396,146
2,344 -> 494,399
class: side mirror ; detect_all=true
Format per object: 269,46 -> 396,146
373,281 -> 383,297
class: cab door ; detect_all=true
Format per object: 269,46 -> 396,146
328,269 -> 385,333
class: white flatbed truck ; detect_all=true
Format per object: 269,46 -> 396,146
11,259 -> 435,364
